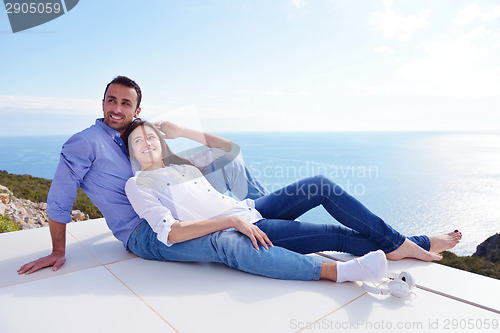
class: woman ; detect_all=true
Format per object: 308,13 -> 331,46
123,119 -> 461,283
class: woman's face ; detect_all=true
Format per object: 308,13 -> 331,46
130,125 -> 164,170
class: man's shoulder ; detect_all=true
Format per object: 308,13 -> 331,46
76,120 -> 104,136
65,120 -> 106,142
61,120 -> 108,153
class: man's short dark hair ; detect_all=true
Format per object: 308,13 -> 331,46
103,76 -> 142,110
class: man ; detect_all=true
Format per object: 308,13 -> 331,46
18,76 -> 266,274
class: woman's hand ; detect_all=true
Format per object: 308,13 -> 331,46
231,217 -> 274,251
153,121 -> 185,140
153,120 -> 233,151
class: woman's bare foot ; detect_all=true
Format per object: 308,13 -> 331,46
429,230 -> 462,253
386,239 -> 443,261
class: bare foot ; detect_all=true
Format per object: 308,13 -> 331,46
429,230 -> 462,253
386,239 -> 443,262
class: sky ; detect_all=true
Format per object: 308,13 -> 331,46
1,0 -> 499,136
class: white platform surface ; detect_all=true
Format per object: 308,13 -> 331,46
1,218 -> 498,333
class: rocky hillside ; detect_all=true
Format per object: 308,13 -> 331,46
0,184 -> 88,230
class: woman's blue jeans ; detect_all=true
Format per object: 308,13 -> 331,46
128,176 -> 430,281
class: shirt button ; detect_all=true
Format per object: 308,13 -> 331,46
194,181 -> 197,184
163,219 -> 166,222
248,208 -> 251,210
207,189 -> 210,192
167,183 -> 170,186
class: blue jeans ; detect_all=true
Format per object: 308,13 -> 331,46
128,220 -> 322,280
128,176 -> 430,280
254,176 -> 430,255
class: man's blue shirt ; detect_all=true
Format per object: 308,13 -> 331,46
47,119 -> 142,248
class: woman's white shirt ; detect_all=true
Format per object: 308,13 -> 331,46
125,164 -> 263,247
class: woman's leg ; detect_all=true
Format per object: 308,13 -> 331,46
128,219 -> 388,282
254,175 -> 407,253
128,219 -> 322,280
255,219 -> 380,256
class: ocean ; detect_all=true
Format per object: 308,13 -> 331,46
1,131 -> 499,256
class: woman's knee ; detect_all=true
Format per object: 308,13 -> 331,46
305,175 -> 341,197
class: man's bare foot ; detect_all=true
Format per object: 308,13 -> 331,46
386,239 -> 443,261
429,230 -> 462,253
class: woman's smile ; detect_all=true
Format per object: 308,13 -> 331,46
130,125 -> 165,170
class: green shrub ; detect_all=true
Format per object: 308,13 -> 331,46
0,215 -> 20,233
439,251 -> 500,280
0,170 -> 102,219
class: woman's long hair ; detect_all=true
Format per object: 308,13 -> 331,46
122,118 -> 193,169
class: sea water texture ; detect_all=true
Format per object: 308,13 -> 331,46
1,131 -> 499,256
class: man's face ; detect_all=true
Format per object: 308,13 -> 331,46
102,83 -> 141,135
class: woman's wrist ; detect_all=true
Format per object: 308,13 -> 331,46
226,216 -> 241,229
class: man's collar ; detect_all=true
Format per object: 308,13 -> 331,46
95,118 -> 121,138
95,118 -> 129,155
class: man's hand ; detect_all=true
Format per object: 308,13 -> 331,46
18,218 -> 68,275
153,121 -> 185,140
232,217 -> 274,251
17,252 -> 66,275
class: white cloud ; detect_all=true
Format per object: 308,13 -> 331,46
482,5 -> 500,22
390,27 -> 497,97
382,0 -> 394,7
453,4 -> 500,25
265,91 -> 310,96
290,0 -> 309,9
0,95 -> 99,114
198,107 -> 350,132
198,94 -> 247,103
452,4 -> 481,26
418,26 -> 489,61
371,2 -> 430,42
356,23 -> 499,98
366,2 -> 499,99
374,45 -> 395,54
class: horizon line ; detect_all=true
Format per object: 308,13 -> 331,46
1,128 -> 500,137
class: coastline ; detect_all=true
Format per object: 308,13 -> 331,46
2,132 -> 500,251
1,170 -> 498,280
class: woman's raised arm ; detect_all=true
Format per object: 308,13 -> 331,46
153,121 -> 233,152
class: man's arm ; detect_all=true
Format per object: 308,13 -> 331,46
18,132 -> 92,274
154,121 -> 234,152
17,218 -> 66,274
